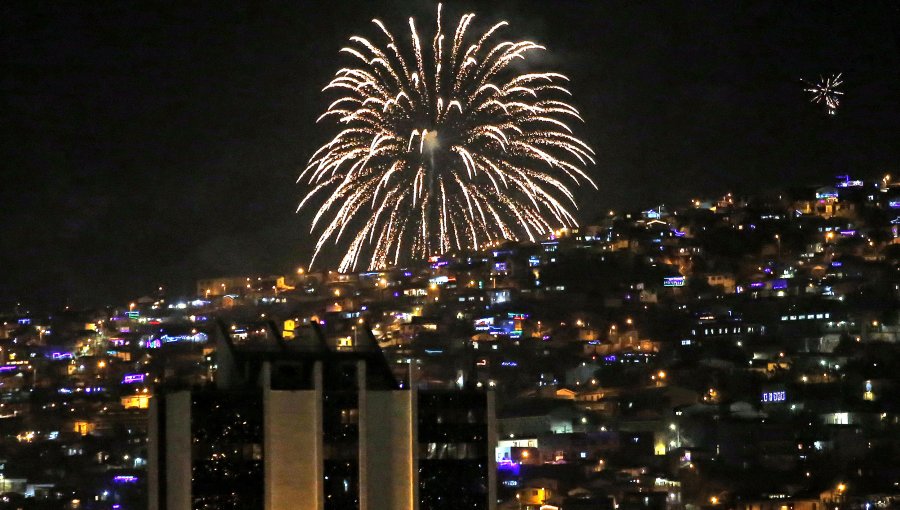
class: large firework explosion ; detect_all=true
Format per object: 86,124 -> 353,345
299,4 -> 596,272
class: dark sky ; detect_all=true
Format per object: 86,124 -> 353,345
2,1 -> 899,308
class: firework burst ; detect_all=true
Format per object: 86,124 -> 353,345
299,4 -> 597,272
803,73 -> 843,115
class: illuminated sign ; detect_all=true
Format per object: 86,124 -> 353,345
889,200 -> 900,209
507,313 -> 528,320
429,256 -> 448,268
494,262 -> 508,272
761,391 -> 786,403
146,332 -> 208,348
51,352 -> 73,360
113,475 -> 139,484
749,282 -> 765,289
126,311 -> 140,319
663,277 -> 685,287
835,175 -> 863,188
498,439 -> 538,449
474,317 -> 494,331
122,374 -> 145,384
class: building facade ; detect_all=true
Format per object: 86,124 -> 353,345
148,322 -> 496,510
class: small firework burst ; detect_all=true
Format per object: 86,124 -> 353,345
802,73 -> 843,115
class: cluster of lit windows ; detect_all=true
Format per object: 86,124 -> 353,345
691,325 -> 756,336
191,393 -> 263,510
419,460 -> 488,510
323,390 -> 359,510
781,313 -> 830,321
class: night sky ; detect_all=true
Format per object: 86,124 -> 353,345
2,1 -> 899,308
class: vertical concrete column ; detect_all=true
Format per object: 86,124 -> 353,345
148,397 -> 160,510
357,360 -> 369,510
359,361 -> 417,510
264,361 -> 324,510
166,391 -> 192,510
409,362 -> 419,509
487,390 -> 498,510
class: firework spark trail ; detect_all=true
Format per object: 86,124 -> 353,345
299,4 -> 597,272
803,73 -> 843,115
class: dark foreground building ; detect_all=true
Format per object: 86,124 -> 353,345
148,321 -> 496,510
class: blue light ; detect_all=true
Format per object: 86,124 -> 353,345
761,391 -> 786,403
663,277 -> 685,287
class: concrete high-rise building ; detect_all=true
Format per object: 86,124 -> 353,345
148,321 -> 496,510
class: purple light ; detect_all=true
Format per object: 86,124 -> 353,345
122,374 -> 145,384
772,279 -> 788,290
497,459 -> 521,475
749,282 -> 765,289
0,365 -> 18,372
113,475 -> 138,484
